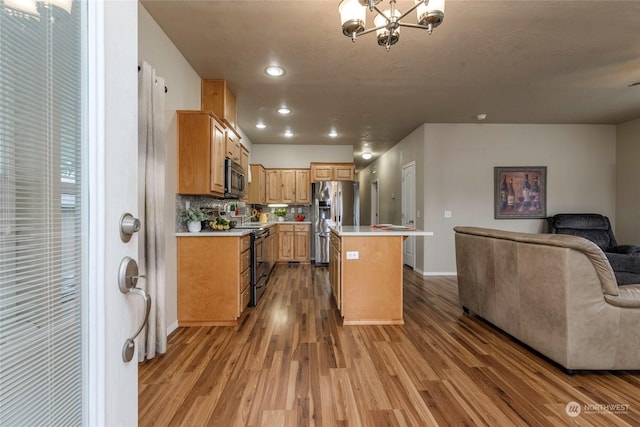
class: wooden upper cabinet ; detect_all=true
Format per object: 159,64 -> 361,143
310,164 -> 333,181
265,169 -> 281,204
280,170 -> 296,204
201,79 -> 237,131
295,169 -> 311,205
177,110 -> 225,196
239,146 -> 249,201
263,168 -> 311,205
335,164 -> 356,181
248,164 -> 266,205
225,127 -> 242,162
310,162 -> 356,182
210,118 -> 226,195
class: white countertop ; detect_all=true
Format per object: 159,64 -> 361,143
176,229 -> 254,237
175,220 -> 311,237
330,225 -> 434,237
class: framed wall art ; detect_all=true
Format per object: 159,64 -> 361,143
494,166 -> 547,219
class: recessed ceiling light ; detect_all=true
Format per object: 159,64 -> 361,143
265,66 -> 285,77
256,123 -> 266,129
277,107 -> 291,115
328,130 -> 338,138
362,151 -> 372,160
284,130 -> 294,137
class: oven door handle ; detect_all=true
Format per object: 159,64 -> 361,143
254,228 -> 269,239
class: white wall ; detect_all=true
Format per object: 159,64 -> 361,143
361,123 -> 617,275
252,144 -> 354,168
138,3 -> 201,333
424,124 -> 616,273
616,117 -> 640,243
358,126 -> 426,270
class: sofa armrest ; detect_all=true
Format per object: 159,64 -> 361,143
605,252 -> 640,273
607,244 -> 640,255
604,285 -> 640,308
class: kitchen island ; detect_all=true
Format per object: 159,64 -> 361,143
329,226 -> 433,325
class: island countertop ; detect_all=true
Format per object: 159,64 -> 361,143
330,225 -> 434,237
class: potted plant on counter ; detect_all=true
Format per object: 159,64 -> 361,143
180,206 -> 208,232
275,208 -> 287,222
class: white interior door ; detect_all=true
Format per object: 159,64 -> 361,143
402,162 -> 416,268
0,1 -> 139,425
371,179 -> 379,225
90,1 -> 141,425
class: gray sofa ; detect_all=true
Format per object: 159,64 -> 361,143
454,226 -> 640,371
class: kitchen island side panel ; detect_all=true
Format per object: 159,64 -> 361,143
177,236 -> 240,326
341,235 -> 404,325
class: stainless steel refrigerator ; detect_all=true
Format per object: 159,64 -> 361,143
311,181 -> 359,265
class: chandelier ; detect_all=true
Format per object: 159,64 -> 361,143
339,0 -> 445,51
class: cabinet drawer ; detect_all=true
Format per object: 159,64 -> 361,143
330,232 -> 341,251
241,285 -> 251,311
241,250 -> 251,272
241,235 -> 250,252
278,224 -> 294,232
294,224 -> 309,232
241,267 -> 250,289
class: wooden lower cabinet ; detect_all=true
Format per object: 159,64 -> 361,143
277,224 -> 310,262
177,235 -> 251,326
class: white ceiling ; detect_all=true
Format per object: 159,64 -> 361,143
141,0 -> 640,169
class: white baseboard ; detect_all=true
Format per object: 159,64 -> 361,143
422,271 -> 457,276
167,320 -> 179,336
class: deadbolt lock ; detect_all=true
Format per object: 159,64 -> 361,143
119,212 -> 141,242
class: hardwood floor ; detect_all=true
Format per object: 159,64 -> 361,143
139,264 -> 640,426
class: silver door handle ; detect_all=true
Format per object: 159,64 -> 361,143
118,256 -> 151,362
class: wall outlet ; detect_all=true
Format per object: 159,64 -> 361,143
444,210 -> 452,218
346,251 -> 359,260
185,201 -> 190,209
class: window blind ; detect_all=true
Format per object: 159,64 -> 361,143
0,1 -> 84,425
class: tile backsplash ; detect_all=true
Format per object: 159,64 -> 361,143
175,195 -> 313,231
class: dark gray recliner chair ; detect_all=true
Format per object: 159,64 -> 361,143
547,213 -> 640,285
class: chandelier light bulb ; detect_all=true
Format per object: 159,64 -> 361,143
339,0 -> 366,40
375,9 -> 401,50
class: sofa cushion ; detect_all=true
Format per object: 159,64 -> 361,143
607,244 -> 640,255
550,213 -> 610,230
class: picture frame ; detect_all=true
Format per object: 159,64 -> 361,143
494,166 -> 547,219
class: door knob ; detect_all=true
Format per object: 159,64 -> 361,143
119,212 -> 141,242
118,256 -> 151,362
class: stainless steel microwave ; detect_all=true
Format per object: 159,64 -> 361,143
225,158 -> 246,199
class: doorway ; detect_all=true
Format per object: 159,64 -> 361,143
371,179 -> 379,225
402,162 -> 416,268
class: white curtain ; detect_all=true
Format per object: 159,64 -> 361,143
137,61 -> 167,361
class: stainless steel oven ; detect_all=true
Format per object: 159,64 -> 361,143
224,158 -> 246,199
250,227 -> 272,307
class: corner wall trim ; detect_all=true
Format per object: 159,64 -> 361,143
167,321 -> 179,336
